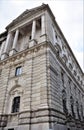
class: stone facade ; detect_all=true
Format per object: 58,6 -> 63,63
0,4 -> 84,130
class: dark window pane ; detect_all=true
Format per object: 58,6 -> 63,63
15,66 -> 22,76
12,96 -> 20,113
8,129 -> 14,130
61,72 -> 64,87
76,101 -> 81,120
29,35 -> 31,40
62,90 -> 68,115
70,96 -> 75,117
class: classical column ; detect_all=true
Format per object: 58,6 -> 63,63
1,32 -> 12,60
31,20 -> 36,40
0,41 -> 5,58
40,14 -> 46,42
13,29 -> 19,49
29,20 -> 36,48
9,29 -> 19,56
41,14 -> 46,35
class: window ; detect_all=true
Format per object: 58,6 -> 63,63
55,35 -> 58,39
62,90 -> 68,115
80,105 -> 83,120
15,66 -> 22,76
8,129 -> 14,130
61,72 -> 64,87
70,96 -> 75,117
74,70 -> 77,76
68,78 -> 71,93
12,96 -> 20,113
29,35 -> 31,40
76,101 -> 81,120
69,63 -> 73,70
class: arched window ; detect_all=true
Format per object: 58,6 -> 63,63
62,90 -> 68,115
11,96 -> 20,113
70,96 -> 75,117
76,101 -> 80,120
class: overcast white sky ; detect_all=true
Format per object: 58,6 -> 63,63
0,0 -> 84,72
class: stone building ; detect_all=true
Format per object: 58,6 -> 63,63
0,4 -> 84,130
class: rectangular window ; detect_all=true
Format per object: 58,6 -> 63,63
61,72 -> 64,87
15,66 -> 22,76
12,96 -> 20,113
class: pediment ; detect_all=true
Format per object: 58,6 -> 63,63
6,4 -> 48,30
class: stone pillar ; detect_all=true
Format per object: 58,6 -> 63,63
31,20 -> 36,40
0,41 -> 5,58
29,20 -> 37,48
40,14 -> 46,42
1,33 -> 12,60
9,29 -> 19,56
41,14 -> 46,35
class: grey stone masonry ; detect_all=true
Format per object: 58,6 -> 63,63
0,4 -> 84,130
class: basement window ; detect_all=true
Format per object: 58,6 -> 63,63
12,96 -> 20,113
15,66 -> 22,76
